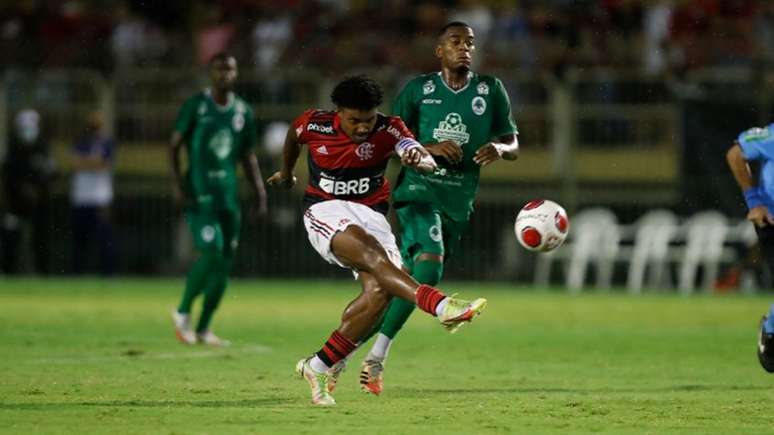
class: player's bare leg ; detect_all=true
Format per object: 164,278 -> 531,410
298,225 -> 485,405
325,272 -> 389,393
331,224 -> 486,330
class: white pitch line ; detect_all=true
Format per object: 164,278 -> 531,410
28,344 -> 272,365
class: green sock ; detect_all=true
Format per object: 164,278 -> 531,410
177,252 -> 219,314
379,260 -> 443,339
196,257 -> 232,333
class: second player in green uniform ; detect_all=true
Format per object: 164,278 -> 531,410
170,53 -> 267,346
359,22 -> 520,395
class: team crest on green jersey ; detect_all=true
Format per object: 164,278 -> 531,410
423,80 -> 435,95
433,112 -> 470,145
209,129 -> 233,159
232,113 -> 244,132
472,97 -> 486,115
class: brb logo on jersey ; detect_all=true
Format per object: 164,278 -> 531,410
355,142 -> 375,160
319,175 -> 371,196
433,112 -> 470,145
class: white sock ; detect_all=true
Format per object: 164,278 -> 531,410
367,333 -> 392,361
435,297 -> 449,317
309,356 -> 330,373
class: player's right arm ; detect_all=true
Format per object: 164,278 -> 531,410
169,97 -> 196,208
266,120 -> 302,188
727,126 -> 774,227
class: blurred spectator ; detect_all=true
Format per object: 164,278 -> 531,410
110,2 -> 168,68
1,1 -> 774,77
449,0 -> 493,68
1,109 -> 55,274
69,110 -> 117,276
643,0 -> 674,76
195,5 -> 235,65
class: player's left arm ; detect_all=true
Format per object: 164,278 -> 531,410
474,78 -> 520,166
473,134 -> 519,166
390,118 -> 437,173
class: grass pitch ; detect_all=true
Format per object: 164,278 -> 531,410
1,278 -> 772,434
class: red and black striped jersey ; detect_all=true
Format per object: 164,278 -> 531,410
292,109 -> 416,213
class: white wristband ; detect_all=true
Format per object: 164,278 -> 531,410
491,142 -> 509,157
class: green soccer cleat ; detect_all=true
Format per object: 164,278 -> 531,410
359,359 -> 384,396
438,296 -> 487,333
295,358 -> 336,406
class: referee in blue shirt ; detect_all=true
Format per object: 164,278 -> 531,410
727,125 -> 774,372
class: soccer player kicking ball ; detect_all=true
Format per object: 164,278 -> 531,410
267,75 -> 487,406
726,126 -> 774,372
169,52 -> 267,346
357,22 -> 520,395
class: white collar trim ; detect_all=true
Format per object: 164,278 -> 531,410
205,88 -> 235,111
437,71 -> 473,94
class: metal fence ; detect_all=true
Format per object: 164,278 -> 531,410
0,67 -> 763,283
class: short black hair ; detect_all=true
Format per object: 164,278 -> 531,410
209,51 -> 236,67
438,21 -> 471,36
330,75 -> 383,111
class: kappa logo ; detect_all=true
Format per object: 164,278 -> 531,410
477,82 -> 489,95
423,80 -> 435,95
355,142 -> 375,160
307,123 -> 335,135
432,112 -> 470,145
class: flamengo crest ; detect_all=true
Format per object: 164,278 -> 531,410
355,142 -> 375,160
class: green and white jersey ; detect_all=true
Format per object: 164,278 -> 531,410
392,72 -> 518,221
174,89 -> 257,211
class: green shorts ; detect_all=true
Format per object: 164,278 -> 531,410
186,207 -> 241,257
395,202 -> 468,270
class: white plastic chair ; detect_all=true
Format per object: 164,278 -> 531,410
677,210 -> 729,294
532,207 -> 619,291
626,209 -> 679,294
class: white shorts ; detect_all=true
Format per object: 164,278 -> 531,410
303,199 -> 402,270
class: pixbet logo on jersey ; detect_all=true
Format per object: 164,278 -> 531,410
307,123 -> 334,134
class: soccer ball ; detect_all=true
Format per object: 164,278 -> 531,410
515,199 -> 569,252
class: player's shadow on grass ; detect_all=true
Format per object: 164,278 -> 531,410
395,384 -> 770,395
0,398 -> 294,410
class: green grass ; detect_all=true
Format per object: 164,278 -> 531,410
0,278 -> 772,434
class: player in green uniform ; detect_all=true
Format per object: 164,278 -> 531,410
170,52 -> 267,346
358,22 -> 520,394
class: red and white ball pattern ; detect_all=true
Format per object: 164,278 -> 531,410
515,199 -> 569,252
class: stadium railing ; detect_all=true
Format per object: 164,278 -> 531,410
0,67 -> 768,281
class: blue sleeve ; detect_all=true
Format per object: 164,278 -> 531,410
102,138 -> 116,162
738,124 -> 774,161
72,137 -> 90,155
